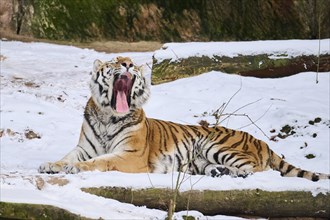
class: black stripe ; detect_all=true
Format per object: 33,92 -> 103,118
249,134 -> 254,142
107,112 -> 144,140
219,133 -> 232,145
213,150 -> 222,163
98,82 -> 104,95
297,170 -> 305,178
253,140 -> 261,152
125,149 -> 138,153
224,152 -> 239,164
84,112 -> 101,142
196,134 -> 208,150
175,154 -> 182,171
221,153 -> 229,165
168,155 -> 173,165
311,174 -> 319,182
77,150 -> 88,161
168,124 -> 180,150
231,133 -> 246,148
242,133 -> 249,151
168,122 -> 179,133
201,126 -> 210,133
94,71 -> 100,83
230,157 -> 243,166
237,161 -> 251,169
191,160 -> 200,174
111,135 -> 133,151
139,121 -> 150,157
77,145 -> 93,160
154,121 -> 164,151
279,160 -> 285,170
284,165 -> 295,175
83,130 -> 98,155
181,140 -> 190,156
181,125 -> 194,140
176,143 -> 184,159
230,130 -> 236,136
206,146 -> 230,163
205,144 -> 214,158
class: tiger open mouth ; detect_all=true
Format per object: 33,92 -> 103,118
111,72 -> 134,113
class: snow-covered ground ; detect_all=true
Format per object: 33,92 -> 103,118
0,40 -> 329,219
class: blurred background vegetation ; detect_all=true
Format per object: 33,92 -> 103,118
1,0 -> 329,43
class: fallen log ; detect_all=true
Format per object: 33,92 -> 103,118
0,202 -> 88,220
151,54 -> 330,85
82,187 -> 330,218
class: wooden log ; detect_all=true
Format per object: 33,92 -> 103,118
151,54 -> 330,85
0,202 -> 88,220
82,187 -> 330,218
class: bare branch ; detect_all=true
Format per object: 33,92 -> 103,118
218,113 -> 271,140
238,104 -> 273,130
218,98 -> 263,125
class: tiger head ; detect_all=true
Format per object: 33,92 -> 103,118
90,56 -> 150,115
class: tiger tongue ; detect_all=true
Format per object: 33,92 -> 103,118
116,91 -> 129,113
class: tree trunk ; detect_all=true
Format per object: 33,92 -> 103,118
82,187 -> 330,218
0,202 -> 88,220
151,54 -> 330,85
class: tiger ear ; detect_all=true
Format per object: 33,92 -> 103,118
93,59 -> 103,72
112,56 -> 122,63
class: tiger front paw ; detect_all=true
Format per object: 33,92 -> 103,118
38,162 -> 64,174
63,164 -> 81,174
64,161 -> 98,174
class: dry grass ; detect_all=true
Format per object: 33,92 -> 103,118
86,41 -> 162,53
0,31 -> 162,53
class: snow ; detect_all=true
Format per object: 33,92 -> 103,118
153,39 -> 330,63
1,40 -> 330,219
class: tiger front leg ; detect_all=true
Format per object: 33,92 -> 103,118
64,153 -> 150,174
38,146 -> 87,174
63,158 -> 112,174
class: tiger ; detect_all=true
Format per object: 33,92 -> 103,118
39,56 -> 330,182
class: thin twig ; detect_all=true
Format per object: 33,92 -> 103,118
219,113 -> 271,140
218,98 -> 263,125
220,77 -> 243,117
145,62 -> 152,71
145,168 -> 154,188
316,14 -> 321,84
170,49 -> 180,60
238,104 -> 273,131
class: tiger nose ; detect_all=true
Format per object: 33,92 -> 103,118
121,72 -> 132,79
121,62 -> 133,70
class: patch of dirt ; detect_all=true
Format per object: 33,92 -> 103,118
1,31 -> 162,53
9,76 -> 42,89
24,129 -> 41,139
46,176 -> 69,187
269,117 -> 329,160
24,81 -> 40,88
0,128 -> 41,141
270,117 -> 328,141
0,54 -> 7,61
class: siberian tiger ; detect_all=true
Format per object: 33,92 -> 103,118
39,56 -> 330,182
